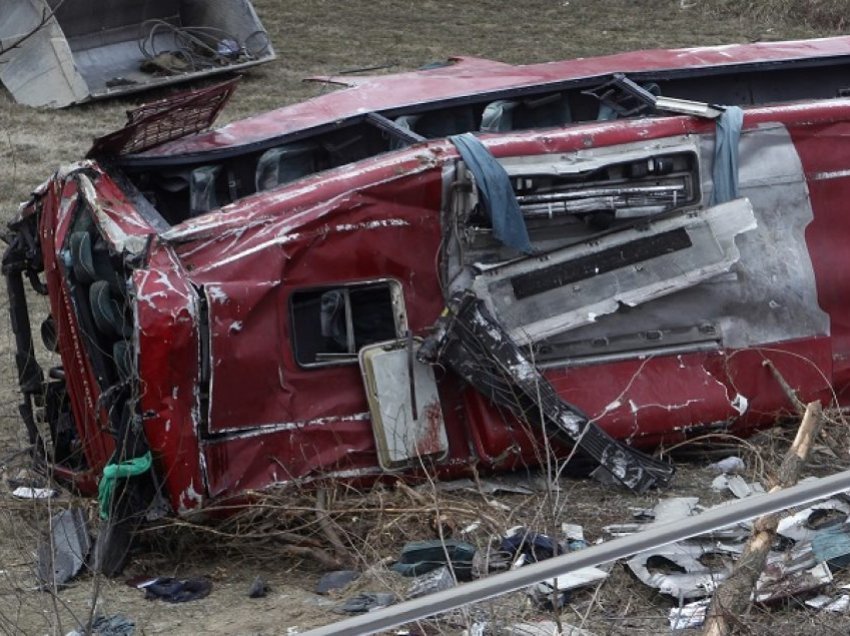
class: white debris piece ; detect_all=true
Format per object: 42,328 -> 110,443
668,599 -> 710,630
12,486 -> 56,499
706,456 -> 745,474
561,523 -> 585,542
710,474 -> 764,498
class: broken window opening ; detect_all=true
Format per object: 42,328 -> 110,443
291,280 -> 406,367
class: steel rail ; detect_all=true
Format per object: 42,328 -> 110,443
302,469 -> 850,636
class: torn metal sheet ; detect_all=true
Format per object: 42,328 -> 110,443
605,497 -> 750,542
754,559 -> 831,603
776,498 -> 850,543
626,542 -> 737,599
630,541 -> 830,603
806,585 -> 850,612
506,622 -> 596,636
0,0 -> 274,108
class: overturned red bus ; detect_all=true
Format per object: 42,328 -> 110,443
5,36 -> 850,570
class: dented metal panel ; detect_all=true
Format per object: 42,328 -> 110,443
470,198 -> 756,345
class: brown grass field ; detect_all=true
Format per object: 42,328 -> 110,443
0,1 -> 847,634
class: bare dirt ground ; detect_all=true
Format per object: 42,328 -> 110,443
0,1 -> 847,634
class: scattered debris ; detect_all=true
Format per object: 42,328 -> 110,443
710,474 -> 764,499
703,401 -> 824,636
472,525 -> 605,610
391,540 -> 476,580
37,508 -> 91,586
300,470 -> 850,635
334,592 -> 397,614
133,576 -> 212,603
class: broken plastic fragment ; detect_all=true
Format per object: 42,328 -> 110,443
710,474 -> 763,499
334,592 -> 397,614
706,456 -> 745,475
406,566 -> 455,598
668,599 -> 710,630
137,576 -> 212,603
37,508 -> 91,586
390,540 -> 476,580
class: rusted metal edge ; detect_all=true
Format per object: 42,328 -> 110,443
302,469 -> 850,636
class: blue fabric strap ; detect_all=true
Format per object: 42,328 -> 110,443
710,106 -> 744,205
449,133 -> 533,254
